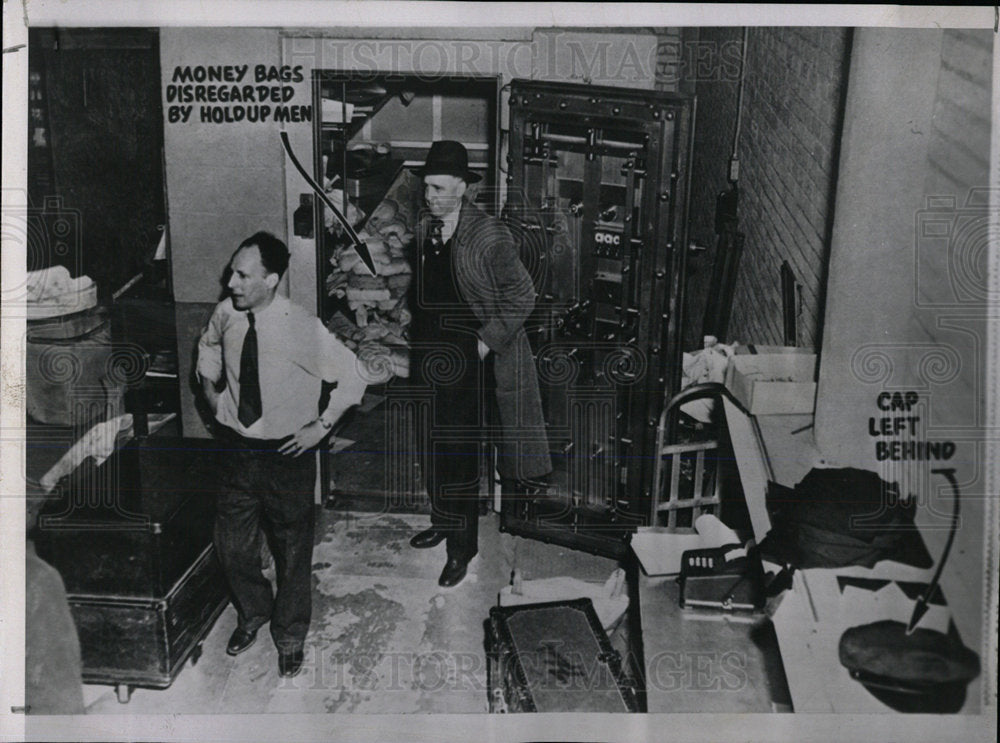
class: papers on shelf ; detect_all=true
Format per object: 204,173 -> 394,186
321,99 -> 354,122
631,514 -> 743,576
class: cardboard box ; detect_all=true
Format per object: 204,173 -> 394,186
725,348 -> 817,414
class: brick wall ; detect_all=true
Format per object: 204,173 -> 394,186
680,27 -> 851,350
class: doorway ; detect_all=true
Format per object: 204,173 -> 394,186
310,72 -> 501,510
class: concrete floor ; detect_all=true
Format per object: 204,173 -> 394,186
83,510 -> 620,714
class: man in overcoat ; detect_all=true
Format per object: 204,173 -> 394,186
408,140 -> 551,587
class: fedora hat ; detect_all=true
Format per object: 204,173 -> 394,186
414,140 -> 481,183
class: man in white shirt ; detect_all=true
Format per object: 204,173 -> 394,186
197,231 -> 366,678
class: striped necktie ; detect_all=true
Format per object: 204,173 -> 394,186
429,218 -> 444,255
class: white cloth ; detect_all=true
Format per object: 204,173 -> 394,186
680,336 -> 736,422
27,266 -> 89,302
40,415 -> 133,493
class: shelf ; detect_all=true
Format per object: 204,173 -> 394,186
322,120 -> 364,131
637,573 -> 785,712
320,86 -> 398,142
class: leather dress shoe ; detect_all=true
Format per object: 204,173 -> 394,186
278,646 -> 304,678
438,556 -> 472,588
410,528 -> 446,549
226,627 -> 257,656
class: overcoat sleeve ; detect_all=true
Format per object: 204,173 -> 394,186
472,219 -> 536,353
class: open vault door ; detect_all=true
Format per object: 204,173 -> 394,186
500,80 -> 694,558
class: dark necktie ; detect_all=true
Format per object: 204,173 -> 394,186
237,311 -> 262,427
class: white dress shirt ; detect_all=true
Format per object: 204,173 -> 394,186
197,295 -> 366,439
439,207 -> 460,243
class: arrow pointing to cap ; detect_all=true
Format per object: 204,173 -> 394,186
906,468 -> 959,635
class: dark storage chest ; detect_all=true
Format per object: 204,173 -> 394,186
486,598 -> 639,713
36,437 -> 224,596
70,545 -> 227,697
32,436 -> 232,701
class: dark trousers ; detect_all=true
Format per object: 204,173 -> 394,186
420,339 -> 486,562
214,431 -> 316,649
427,433 -> 481,561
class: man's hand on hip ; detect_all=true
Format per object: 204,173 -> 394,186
279,420 -> 328,457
